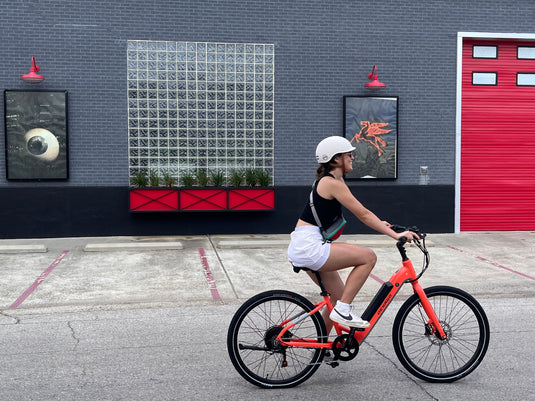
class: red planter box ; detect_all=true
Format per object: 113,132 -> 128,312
129,188 -> 274,211
180,188 -> 227,211
228,188 -> 275,210
130,189 -> 179,211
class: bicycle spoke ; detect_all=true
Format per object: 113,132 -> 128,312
228,291 -> 327,387
393,287 -> 489,382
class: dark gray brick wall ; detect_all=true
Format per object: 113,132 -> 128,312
1,0 -> 533,187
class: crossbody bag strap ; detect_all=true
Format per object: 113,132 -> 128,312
309,180 -> 324,229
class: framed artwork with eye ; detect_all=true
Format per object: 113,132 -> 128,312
4,90 -> 68,180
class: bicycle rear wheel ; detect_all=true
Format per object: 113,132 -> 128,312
392,286 -> 490,383
227,290 -> 327,388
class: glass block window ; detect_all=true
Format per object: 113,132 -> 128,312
127,40 -> 275,185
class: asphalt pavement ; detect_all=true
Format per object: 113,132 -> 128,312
0,231 -> 534,400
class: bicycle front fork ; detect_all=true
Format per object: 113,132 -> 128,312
412,281 -> 447,340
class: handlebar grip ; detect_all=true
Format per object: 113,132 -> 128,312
396,236 -> 409,261
391,224 -> 406,234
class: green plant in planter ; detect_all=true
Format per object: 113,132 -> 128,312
256,169 -> 272,187
132,171 -> 148,188
162,171 -> 175,188
180,171 -> 196,187
149,170 -> 161,187
210,170 -> 226,187
196,169 -> 209,187
229,169 -> 245,187
245,168 -> 258,187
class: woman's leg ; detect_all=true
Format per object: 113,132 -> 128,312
306,270 -> 344,334
319,242 -> 376,304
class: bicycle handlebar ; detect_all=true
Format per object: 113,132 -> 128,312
390,224 -> 426,237
390,224 -> 430,281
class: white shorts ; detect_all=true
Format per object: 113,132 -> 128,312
287,225 -> 331,271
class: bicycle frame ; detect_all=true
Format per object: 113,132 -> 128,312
277,239 -> 447,350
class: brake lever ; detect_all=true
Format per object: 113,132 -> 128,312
408,226 -> 425,239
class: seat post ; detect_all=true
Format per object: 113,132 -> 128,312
313,271 -> 329,297
292,264 -> 330,297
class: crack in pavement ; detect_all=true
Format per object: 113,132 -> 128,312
365,340 -> 439,401
0,310 -> 21,324
67,321 -> 81,351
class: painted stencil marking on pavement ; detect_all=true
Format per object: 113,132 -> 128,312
198,248 -> 221,300
9,251 -> 69,309
447,245 -> 535,281
369,273 -> 385,284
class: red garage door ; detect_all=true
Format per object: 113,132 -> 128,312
461,39 -> 535,230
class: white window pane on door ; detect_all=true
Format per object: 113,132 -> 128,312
517,73 -> 535,86
472,72 -> 497,85
473,45 -> 497,59
518,47 -> 535,59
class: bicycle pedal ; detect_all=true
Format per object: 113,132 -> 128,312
326,361 -> 339,368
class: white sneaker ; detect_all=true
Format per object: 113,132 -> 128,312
323,350 -> 334,363
329,305 -> 370,328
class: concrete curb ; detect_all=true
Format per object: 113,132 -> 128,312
215,238 -> 434,249
216,239 -> 289,249
83,242 -> 184,252
0,245 -> 48,253
344,239 -> 435,247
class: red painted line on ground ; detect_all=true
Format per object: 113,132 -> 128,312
369,273 -> 385,284
447,245 -> 535,281
198,248 -> 221,300
9,251 -> 69,309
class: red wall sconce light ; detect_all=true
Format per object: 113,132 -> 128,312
365,65 -> 385,90
21,56 -> 45,84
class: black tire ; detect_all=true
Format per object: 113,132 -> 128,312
227,290 -> 327,388
392,286 -> 490,383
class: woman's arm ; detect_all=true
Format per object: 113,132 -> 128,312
319,178 -> 417,241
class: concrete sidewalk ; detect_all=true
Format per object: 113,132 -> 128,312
0,231 -> 533,314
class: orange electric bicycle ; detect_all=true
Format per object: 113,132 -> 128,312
227,225 -> 490,388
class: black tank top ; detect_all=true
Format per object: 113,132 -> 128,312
299,174 -> 342,228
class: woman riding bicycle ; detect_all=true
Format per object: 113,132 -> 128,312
288,136 -> 418,330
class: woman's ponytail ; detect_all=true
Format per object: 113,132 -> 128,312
316,161 -> 335,179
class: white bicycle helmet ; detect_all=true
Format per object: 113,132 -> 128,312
315,136 -> 356,163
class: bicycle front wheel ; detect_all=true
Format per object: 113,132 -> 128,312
393,286 -> 490,383
227,290 -> 327,388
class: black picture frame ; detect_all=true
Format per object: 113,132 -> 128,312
4,90 -> 68,180
343,96 -> 398,180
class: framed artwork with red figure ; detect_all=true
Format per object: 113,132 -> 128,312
343,96 -> 398,180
